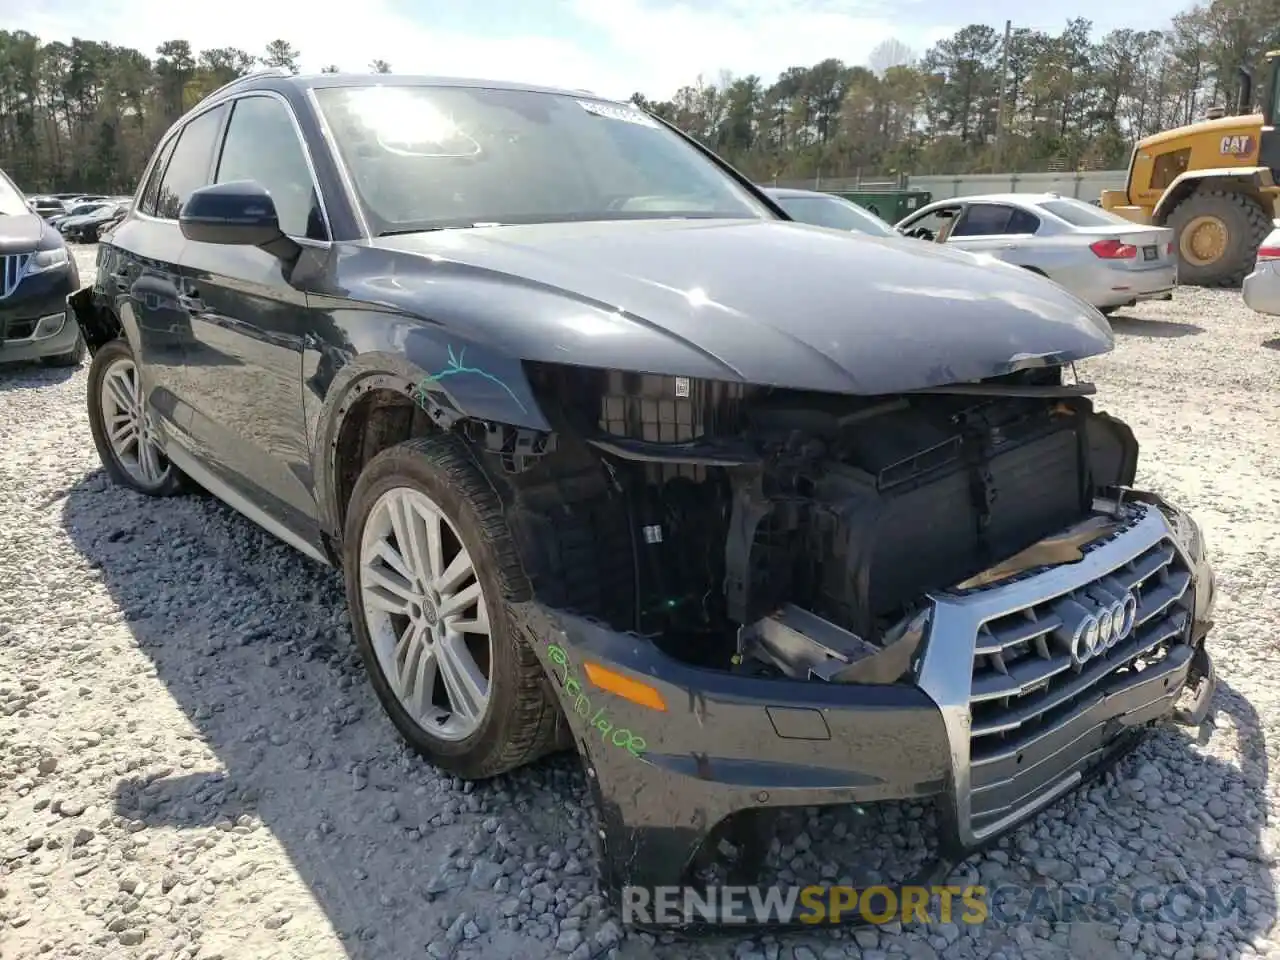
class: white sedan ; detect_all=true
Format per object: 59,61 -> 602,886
895,193 -> 1176,314
762,187 -> 899,238
1242,225 -> 1280,315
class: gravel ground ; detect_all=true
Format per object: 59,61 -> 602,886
1,247 -> 1279,960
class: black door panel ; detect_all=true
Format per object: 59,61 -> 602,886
179,241 -> 320,537
114,102 -> 228,456
164,91 -> 333,544
102,218 -> 192,446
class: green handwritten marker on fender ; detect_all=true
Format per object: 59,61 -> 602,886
547,643 -> 647,758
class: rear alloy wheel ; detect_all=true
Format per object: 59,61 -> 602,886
86,338 -> 185,496
344,435 -> 562,779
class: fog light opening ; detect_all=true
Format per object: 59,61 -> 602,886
32,314 -> 65,340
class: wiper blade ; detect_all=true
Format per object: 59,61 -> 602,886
378,222 -> 505,237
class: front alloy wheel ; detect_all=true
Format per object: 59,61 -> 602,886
86,338 -> 185,496
359,487 -> 493,740
343,434 -> 562,779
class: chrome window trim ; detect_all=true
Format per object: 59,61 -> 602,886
133,90 -> 333,244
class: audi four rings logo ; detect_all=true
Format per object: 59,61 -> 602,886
1070,591 -> 1139,666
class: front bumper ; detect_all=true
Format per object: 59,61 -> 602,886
0,268 -> 80,363
515,497 -> 1217,916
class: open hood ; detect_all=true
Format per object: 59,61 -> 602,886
0,212 -> 46,255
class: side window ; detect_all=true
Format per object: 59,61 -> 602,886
156,105 -> 228,220
901,205 -> 961,242
1007,208 -> 1041,235
216,96 -> 327,240
1150,149 -> 1190,192
138,135 -> 178,217
952,203 -> 1014,237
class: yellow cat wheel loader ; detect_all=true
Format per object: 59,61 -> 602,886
1101,53 -> 1280,286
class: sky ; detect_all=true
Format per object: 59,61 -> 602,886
3,0 -> 1186,102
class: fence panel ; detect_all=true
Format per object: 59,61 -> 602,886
905,170 -> 1128,201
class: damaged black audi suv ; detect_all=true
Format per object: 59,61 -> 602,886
68,69 -> 1218,911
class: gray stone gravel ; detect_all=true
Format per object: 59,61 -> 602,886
0,249 -> 1277,958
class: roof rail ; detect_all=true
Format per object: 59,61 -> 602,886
203,66 -> 293,103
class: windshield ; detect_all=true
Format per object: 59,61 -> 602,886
313,84 -> 772,235
0,170 -> 28,216
772,193 -> 895,237
1038,197 -> 1135,228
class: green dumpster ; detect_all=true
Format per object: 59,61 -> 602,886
828,190 -> 932,224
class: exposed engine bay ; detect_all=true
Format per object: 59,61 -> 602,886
510,362 -> 1139,682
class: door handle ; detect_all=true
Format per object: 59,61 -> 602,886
178,292 -> 206,312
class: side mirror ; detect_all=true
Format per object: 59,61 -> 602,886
180,181 -> 296,258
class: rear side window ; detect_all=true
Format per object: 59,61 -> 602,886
155,105 -> 228,220
138,136 -> 178,217
1007,208 -> 1041,234
953,203 -> 1015,236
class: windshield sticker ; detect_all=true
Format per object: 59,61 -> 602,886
410,345 -> 528,413
576,100 -> 658,128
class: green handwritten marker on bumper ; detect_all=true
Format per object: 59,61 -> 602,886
547,643 -> 646,758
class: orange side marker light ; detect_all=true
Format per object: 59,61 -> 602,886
583,662 -> 667,712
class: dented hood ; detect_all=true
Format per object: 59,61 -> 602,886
375,218 -> 1114,394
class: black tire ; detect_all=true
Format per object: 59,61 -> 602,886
41,331 -> 86,367
1168,189 -> 1271,287
86,338 -> 186,496
343,434 -> 562,779
1099,306 -> 1119,316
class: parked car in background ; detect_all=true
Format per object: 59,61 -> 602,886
65,194 -> 111,207
69,70 -> 1217,904
0,168 -> 85,366
895,193 -> 1177,315
60,201 -> 132,242
50,201 -> 109,229
27,195 -> 67,220
1242,225 -> 1280,315
762,187 -> 897,237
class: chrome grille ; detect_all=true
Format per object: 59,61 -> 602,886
1,253 -> 31,299
914,502 -> 1200,847
966,531 -> 1192,833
